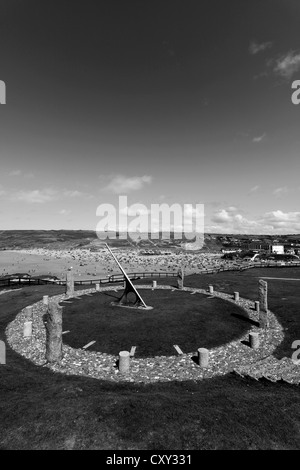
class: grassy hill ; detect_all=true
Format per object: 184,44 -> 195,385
0,230 -> 98,250
0,230 -> 222,251
1,268 -> 300,449
1,230 -> 299,253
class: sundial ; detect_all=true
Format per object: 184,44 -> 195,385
105,243 -> 153,310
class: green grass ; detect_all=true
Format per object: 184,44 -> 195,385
62,290 -> 251,356
159,266 -> 300,359
0,269 -> 300,450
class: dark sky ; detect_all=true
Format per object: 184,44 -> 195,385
0,0 -> 300,233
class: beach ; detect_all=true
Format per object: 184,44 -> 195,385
0,247 -> 227,281
0,250 -> 108,280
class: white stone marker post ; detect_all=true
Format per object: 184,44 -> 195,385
234,292 -> 239,301
249,332 -> 259,349
66,269 -> 74,297
95,283 -> 100,291
23,321 -> 32,338
152,280 -> 157,288
198,348 -> 209,367
43,295 -> 49,305
208,285 -> 214,294
119,350 -> 130,373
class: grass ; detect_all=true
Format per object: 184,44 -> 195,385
61,290 -> 250,356
0,269 -> 300,450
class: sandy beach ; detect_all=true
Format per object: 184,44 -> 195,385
0,247 -> 227,281
0,250 -> 108,281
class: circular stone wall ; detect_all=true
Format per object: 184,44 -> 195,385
5,285 -> 284,383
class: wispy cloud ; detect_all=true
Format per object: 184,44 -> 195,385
272,186 -> 288,197
10,188 -> 58,203
103,175 -> 152,194
270,51 -> 300,79
8,187 -> 93,203
119,205 -> 149,216
252,133 -> 266,143
249,185 -> 259,194
62,189 -> 93,199
8,169 -> 34,178
58,209 -> 71,215
249,41 -> 272,55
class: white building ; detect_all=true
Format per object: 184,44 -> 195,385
270,245 -> 284,254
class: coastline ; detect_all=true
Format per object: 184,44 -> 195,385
0,248 -> 224,280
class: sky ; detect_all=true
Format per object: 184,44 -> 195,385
0,0 -> 300,234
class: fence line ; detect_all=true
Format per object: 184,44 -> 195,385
1,261 -> 300,288
0,271 -> 178,288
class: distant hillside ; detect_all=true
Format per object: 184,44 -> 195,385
0,230 -> 298,252
0,230 -> 224,252
0,230 -> 98,250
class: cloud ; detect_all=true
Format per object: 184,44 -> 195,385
58,209 -> 71,215
8,170 -> 34,178
10,188 -> 58,203
120,205 -> 149,216
249,185 -> 259,193
272,186 -> 288,197
103,175 -> 152,194
271,51 -> 300,79
263,210 -> 300,231
252,133 -> 266,143
8,187 -> 93,203
183,204 -> 204,218
249,41 -> 272,55
62,189 -> 93,199
209,207 -> 300,234
210,207 -> 261,233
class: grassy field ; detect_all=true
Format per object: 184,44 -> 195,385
0,268 -> 300,450
62,289 -> 250,357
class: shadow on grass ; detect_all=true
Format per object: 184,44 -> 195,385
103,291 -> 121,300
231,312 -> 259,327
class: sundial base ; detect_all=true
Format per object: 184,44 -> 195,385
105,243 -> 153,310
110,301 -> 153,310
